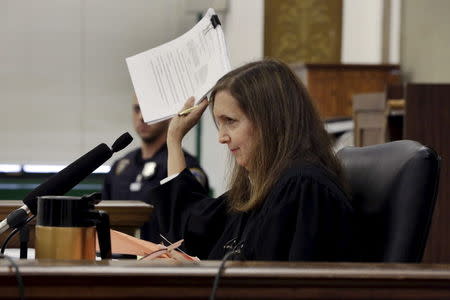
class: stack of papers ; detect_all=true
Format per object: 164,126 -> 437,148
126,8 -> 231,124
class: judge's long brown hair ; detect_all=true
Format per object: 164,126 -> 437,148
210,59 -> 345,212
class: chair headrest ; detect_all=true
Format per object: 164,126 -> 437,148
337,140 -> 438,213
336,140 -> 440,262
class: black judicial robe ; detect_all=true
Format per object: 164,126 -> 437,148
148,163 -> 354,261
102,146 -> 208,242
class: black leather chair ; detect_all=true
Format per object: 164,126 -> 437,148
336,140 -> 441,262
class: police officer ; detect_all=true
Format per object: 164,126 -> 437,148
102,96 -> 208,242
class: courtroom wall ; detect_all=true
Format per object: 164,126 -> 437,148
401,0 -> 450,82
0,0 -> 196,165
0,0 -> 264,197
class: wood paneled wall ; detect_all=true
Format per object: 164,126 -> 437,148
292,64 -> 401,119
405,84 -> 450,263
264,0 -> 342,63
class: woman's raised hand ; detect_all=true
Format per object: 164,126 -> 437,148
167,97 -> 209,175
167,97 -> 209,145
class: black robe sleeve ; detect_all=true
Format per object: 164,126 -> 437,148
147,169 -> 228,259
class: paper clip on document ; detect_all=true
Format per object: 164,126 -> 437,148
202,14 -> 221,36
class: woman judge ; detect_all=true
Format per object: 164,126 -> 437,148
149,59 -> 354,261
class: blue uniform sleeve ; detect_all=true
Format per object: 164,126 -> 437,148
101,167 -> 114,200
183,152 -> 209,191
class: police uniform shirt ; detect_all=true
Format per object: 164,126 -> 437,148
102,144 -> 208,242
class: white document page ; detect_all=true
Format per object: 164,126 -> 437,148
126,8 -> 231,124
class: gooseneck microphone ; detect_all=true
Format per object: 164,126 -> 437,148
0,132 -> 133,235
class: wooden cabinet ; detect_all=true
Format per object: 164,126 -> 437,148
292,64 -> 401,120
405,84 -> 450,263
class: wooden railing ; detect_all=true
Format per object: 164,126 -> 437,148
1,260 -> 450,299
0,200 -> 152,248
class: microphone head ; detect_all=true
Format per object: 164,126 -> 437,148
22,133 -> 131,215
23,143 -> 113,215
111,132 -> 133,153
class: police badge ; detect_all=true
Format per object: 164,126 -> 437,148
115,158 -> 130,175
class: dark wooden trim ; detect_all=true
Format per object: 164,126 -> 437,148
1,261 -> 450,299
405,84 -> 450,263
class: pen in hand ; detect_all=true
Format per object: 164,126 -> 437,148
178,105 -> 199,116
